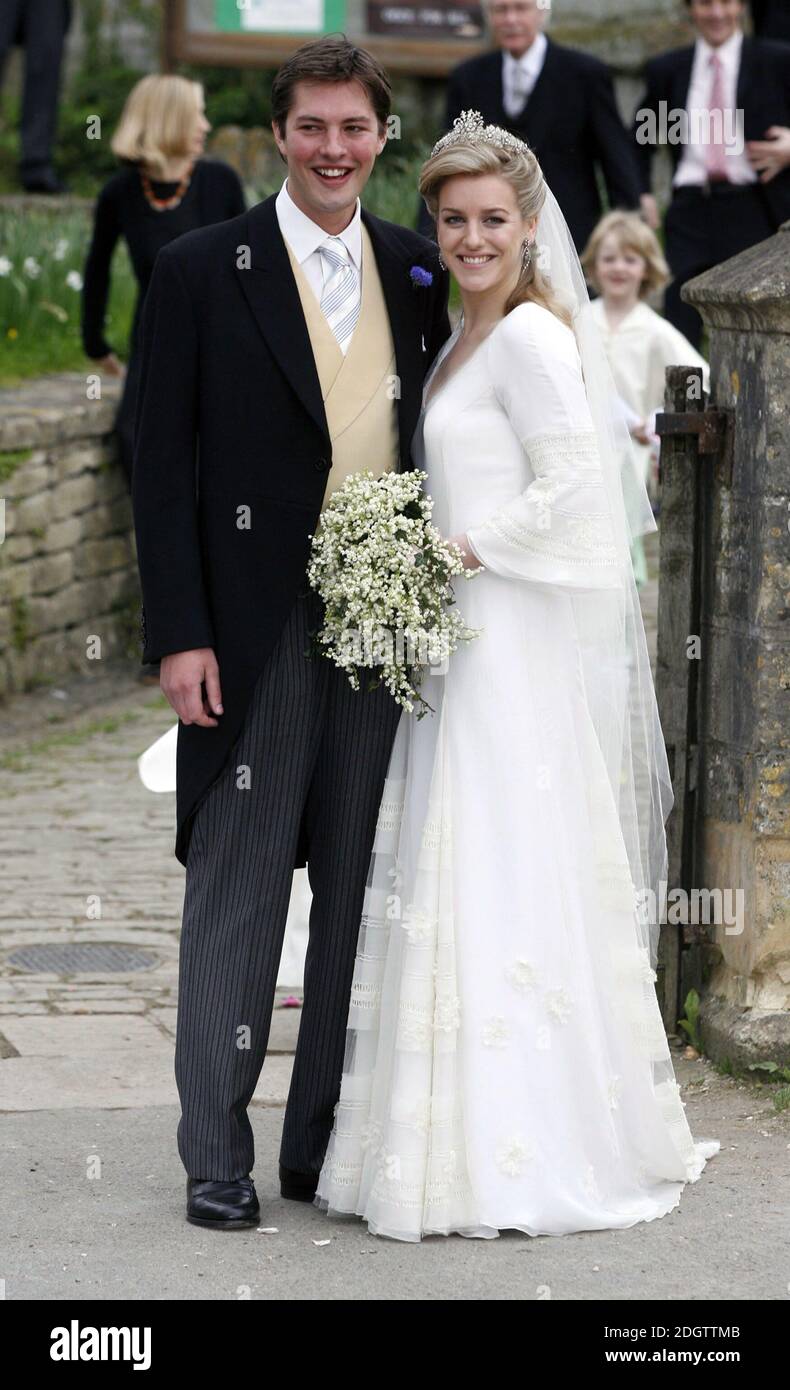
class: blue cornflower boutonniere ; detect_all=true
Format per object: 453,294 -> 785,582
409,264 -> 433,289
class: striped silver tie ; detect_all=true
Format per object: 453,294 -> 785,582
505,66 -> 530,119
319,236 -> 361,354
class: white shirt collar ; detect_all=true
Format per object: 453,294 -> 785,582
503,32 -> 548,79
275,176 -> 362,269
695,27 -> 743,71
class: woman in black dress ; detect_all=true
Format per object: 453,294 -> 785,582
81,74 -> 247,489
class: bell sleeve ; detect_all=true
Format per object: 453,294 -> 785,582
465,304 -> 624,591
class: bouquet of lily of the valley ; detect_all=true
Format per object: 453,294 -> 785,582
307,469 -> 480,717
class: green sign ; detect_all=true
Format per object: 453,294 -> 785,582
215,1 -> 347,33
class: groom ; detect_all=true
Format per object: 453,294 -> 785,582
132,35 -> 451,1228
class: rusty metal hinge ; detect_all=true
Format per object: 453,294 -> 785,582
655,406 -> 735,484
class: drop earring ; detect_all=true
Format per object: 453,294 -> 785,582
521,239 -> 533,272
438,250 -> 447,271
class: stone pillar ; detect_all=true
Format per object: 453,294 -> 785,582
681,224 -> 790,1067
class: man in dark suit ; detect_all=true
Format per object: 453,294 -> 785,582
132,37 -> 450,1230
418,0 -> 643,251
0,0 -> 72,192
634,0 -> 790,346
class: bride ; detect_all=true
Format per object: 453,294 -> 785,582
312,112 -> 719,1241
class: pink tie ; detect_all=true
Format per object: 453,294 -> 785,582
705,52 -> 729,182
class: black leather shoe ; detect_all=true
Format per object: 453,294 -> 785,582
279,1162 -> 318,1201
186,1176 -> 260,1229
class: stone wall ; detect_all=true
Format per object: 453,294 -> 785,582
682,226 -> 790,1065
0,376 -> 139,697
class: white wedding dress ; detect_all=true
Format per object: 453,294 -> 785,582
314,302 -> 719,1241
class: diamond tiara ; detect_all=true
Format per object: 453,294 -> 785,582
429,109 -> 532,161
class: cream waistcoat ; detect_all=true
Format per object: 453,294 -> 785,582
283,222 -> 400,512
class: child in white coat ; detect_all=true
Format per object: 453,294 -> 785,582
582,211 -> 710,587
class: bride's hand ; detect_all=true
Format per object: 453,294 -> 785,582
629,418 -> 652,446
447,533 -> 483,571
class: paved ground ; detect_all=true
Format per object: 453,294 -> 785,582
2,534 -> 789,1300
3,1085 -> 787,1302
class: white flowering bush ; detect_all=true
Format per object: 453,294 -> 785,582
307,469 -> 480,717
0,210 -> 135,378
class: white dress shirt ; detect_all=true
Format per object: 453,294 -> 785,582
674,29 -> 757,186
502,33 -> 548,119
275,176 -> 363,303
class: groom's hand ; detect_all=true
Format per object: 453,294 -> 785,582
160,648 -> 224,728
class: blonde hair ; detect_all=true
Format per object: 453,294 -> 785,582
111,75 -> 204,179
419,139 -> 574,329
581,211 -> 670,298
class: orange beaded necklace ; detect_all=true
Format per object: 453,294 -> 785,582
140,157 -> 195,211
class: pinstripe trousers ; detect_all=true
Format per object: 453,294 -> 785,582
174,591 -> 403,1181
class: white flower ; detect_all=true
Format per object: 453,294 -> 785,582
434,993 -> 461,1032
23,256 -> 41,278
441,1148 -> 459,1179
506,957 -> 539,992
0,256 -> 12,276
65,270 -> 83,291
482,1016 -> 510,1048
53,238 -> 69,260
360,1120 -> 384,1153
545,988 -> 573,1023
496,1137 -> 535,1176
376,1148 -> 401,1183
402,903 -> 436,943
306,468 -> 479,717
